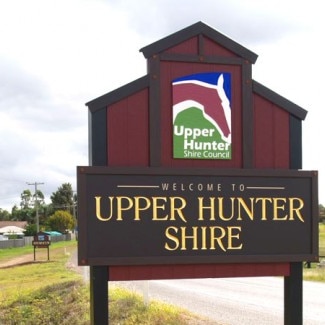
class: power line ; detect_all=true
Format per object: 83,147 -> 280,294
27,182 -> 44,232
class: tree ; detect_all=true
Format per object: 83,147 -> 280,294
38,204 -> 53,227
20,189 -> 45,209
24,223 -> 37,236
34,189 -> 45,205
0,208 -> 10,221
20,189 -> 33,209
50,183 -> 75,214
11,205 -> 35,223
47,210 -> 75,233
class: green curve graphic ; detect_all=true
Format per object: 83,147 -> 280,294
173,107 -> 232,160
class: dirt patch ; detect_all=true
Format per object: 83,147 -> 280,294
0,251 -> 52,269
0,254 -> 34,268
0,247 -> 86,280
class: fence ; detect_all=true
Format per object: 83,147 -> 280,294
0,239 -> 25,249
0,233 -> 74,249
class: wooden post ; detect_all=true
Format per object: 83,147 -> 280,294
88,106 -> 109,324
90,266 -> 108,324
284,262 -> 303,325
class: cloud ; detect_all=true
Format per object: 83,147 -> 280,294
109,0 -> 307,46
1,0 -> 325,210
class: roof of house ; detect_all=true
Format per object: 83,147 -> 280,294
0,221 -> 28,229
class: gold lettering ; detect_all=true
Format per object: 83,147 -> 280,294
210,226 -> 226,252
273,198 -> 287,220
116,196 -> 134,220
227,226 -> 243,249
152,197 -> 168,220
201,226 -> 207,250
236,198 -> 254,221
289,198 -> 304,222
198,197 -> 215,220
133,196 -> 151,221
180,226 -> 198,250
169,197 -> 187,222
218,197 -> 234,221
164,226 -> 179,250
95,196 -> 114,221
255,198 -> 272,220
164,226 -> 243,252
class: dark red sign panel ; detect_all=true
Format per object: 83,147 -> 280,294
77,167 -> 318,266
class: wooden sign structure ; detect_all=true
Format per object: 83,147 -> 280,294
32,232 -> 51,261
80,22 -> 318,324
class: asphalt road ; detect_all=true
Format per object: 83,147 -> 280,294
72,251 -> 324,324
112,277 -> 325,325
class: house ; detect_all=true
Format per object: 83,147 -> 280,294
0,221 -> 27,237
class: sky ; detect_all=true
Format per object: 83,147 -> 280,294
0,0 -> 324,211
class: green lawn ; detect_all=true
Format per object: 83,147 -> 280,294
0,241 -> 90,324
0,241 -> 212,324
0,225 -> 324,324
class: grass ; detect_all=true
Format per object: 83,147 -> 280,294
0,241 -> 211,325
109,286 -> 210,324
0,240 -> 75,262
303,266 -> 325,282
1,280 -> 89,325
0,244 -> 38,261
0,241 -> 90,325
0,225 -> 324,324
0,250 -> 77,295
303,224 -> 325,282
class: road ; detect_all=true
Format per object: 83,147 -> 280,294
72,250 -> 324,324
111,277 -> 325,325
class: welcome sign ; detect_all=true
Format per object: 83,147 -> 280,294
173,72 -> 232,160
77,167 -> 318,266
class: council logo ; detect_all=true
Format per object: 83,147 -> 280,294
172,72 -> 232,160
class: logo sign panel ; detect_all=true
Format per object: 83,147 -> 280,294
32,233 -> 51,248
173,72 -> 232,160
77,167 -> 318,266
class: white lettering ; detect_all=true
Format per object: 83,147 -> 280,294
174,125 -> 215,140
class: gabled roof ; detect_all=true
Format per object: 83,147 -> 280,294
253,80 -> 307,120
140,21 -> 258,64
86,75 -> 149,112
0,221 -> 27,229
86,22 -> 307,121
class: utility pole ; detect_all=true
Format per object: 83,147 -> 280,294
27,182 -> 44,232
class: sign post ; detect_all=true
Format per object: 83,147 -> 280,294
80,22 -> 318,324
32,232 -> 51,261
